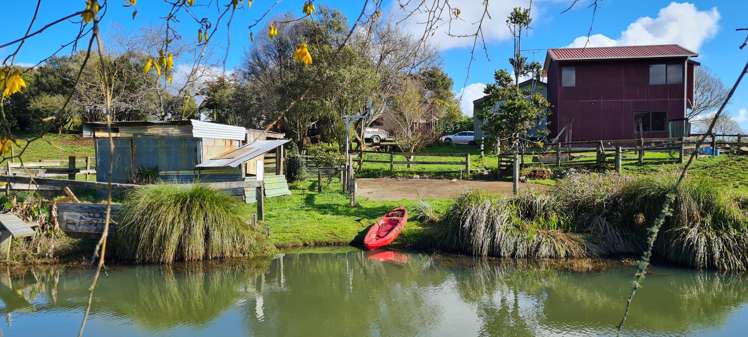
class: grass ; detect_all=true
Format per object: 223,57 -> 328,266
9,133 -> 94,162
114,184 -> 275,263
435,171 -> 748,270
259,179 -> 453,248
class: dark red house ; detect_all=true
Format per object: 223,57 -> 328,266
544,44 -> 698,142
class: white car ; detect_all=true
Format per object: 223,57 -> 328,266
364,127 -> 390,144
440,131 -> 476,145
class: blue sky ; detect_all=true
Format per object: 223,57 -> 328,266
3,1 -> 748,129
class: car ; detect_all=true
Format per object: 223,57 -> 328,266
440,131 -> 475,145
364,127 -> 390,144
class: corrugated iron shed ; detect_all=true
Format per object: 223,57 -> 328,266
197,140 -> 290,168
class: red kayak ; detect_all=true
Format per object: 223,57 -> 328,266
363,207 -> 407,250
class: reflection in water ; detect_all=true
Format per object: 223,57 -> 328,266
0,250 -> 747,337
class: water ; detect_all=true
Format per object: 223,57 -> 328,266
1,248 -> 747,337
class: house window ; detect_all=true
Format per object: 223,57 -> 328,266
649,64 -> 666,85
634,112 -> 667,132
562,67 -> 575,87
649,64 -> 683,85
666,64 -> 683,84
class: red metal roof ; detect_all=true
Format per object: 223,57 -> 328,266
547,44 -> 697,61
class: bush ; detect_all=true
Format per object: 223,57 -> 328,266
305,142 -> 344,168
114,184 -> 275,264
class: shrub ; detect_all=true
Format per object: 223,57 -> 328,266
115,184 -> 274,264
306,142 -> 345,168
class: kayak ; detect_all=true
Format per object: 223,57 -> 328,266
363,207 -> 407,250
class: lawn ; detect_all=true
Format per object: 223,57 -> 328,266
260,179 -> 453,247
9,133 -> 94,162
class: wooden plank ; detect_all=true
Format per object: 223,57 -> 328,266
56,203 -> 122,235
0,214 -> 35,238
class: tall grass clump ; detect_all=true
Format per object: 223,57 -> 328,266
115,184 -> 275,264
619,175 -> 748,270
437,192 -> 586,259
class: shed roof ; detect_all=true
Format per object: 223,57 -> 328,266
197,139 -> 290,168
544,44 -> 697,70
83,120 -> 248,141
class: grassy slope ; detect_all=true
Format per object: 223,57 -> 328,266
261,179 -> 453,247
11,134 -> 94,162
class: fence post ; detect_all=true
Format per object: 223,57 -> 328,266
711,134 -> 717,156
465,153 -> 471,175
389,152 -> 394,173
738,134 -> 742,146
350,173 -> 357,207
615,146 -> 622,175
512,152 -> 520,195
678,139 -> 685,164
638,138 -> 644,165
596,143 -> 604,168
256,185 -> 265,221
556,142 -> 562,167
68,156 -> 76,180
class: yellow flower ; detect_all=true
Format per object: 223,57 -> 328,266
3,71 -> 27,98
303,1 -> 314,16
143,58 -> 153,74
247,0 -> 252,8
129,0 -> 137,5
144,58 -> 161,76
198,29 -> 203,43
203,31 -> 209,42
166,52 -> 174,72
82,0 -> 99,23
0,139 -> 12,155
268,23 -> 278,39
294,43 -> 313,65
232,0 -> 238,9
187,0 -> 194,6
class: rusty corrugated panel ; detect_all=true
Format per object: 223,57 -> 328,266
548,44 -> 697,61
191,120 -> 246,141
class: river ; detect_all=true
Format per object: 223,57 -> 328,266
1,248 -> 747,337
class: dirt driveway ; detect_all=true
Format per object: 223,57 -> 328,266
356,178 -> 547,201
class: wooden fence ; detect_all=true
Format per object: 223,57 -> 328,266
4,156 -> 96,180
354,151 -> 471,174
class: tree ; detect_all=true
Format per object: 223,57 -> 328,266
689,67 -> 728,121
235,8 -> 380,147
479,69 -> 549,146
695,114 -> 743,135
417,67 -> 461,133
199,76 -> 239,124
507,7 -> 532,86
384,78 -> 437,153
477,7 -> 549,149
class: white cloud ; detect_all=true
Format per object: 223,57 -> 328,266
393,0 -> 535,50
567,2 -> 720,51
735,108 -> 748,130
456,83 -> 487,117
